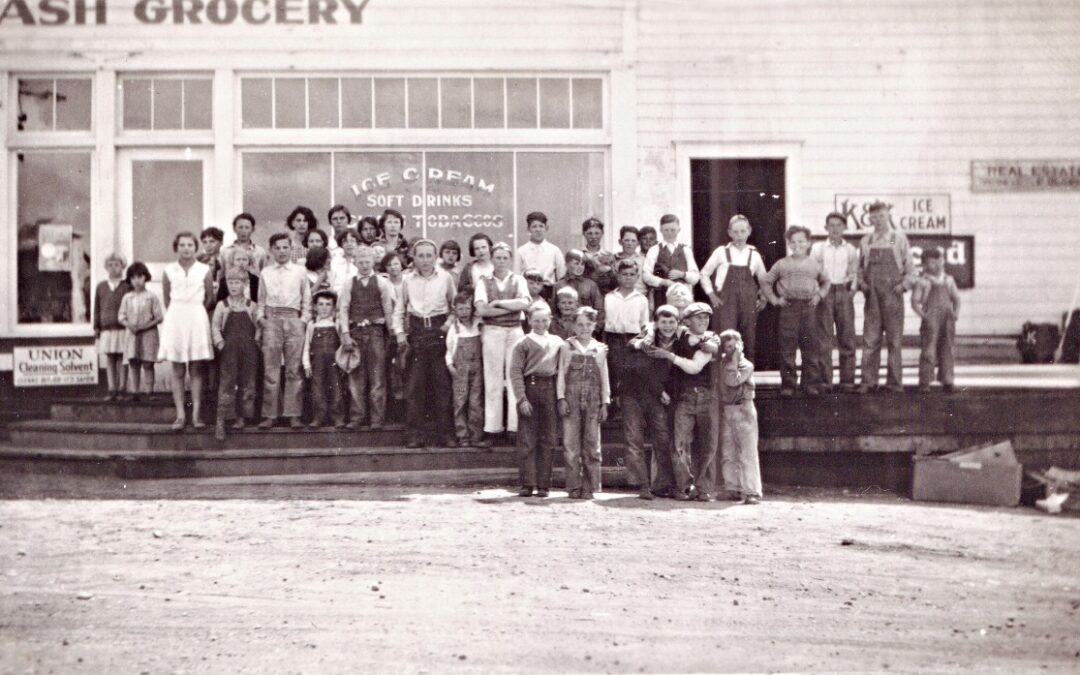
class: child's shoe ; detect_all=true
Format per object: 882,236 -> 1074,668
334,419 -> 347,429
232,418 -> 246,431
780,388 -> 795,398
804,385 -> 821,397
472,436 -> 491,448
568,488 -> 583,499
578,491 -> 592,500
308,419 -> 322,429
743,495 -> 761,505
857,384 -> 874,394
214,420 -> 226,442
289,417 -> 304,429
258,417 -> 275,430
517,486 -> 534,497
638,486 -> 655,500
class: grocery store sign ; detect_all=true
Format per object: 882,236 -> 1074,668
13,345 -> 98,387
833,194 -> 951,235
0,0 -> 371,26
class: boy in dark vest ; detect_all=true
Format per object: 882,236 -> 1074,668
337,246 -> 395,429
642,214 -> 700,310
699,214 -> 769,363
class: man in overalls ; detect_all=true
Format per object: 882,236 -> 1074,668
858,202 -> 916,393
699,214 -> 768,362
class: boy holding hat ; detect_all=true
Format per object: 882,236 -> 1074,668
337,246 -> 395,429
303,290 -> 345,428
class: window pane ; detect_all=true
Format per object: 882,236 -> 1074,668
242,152 -> 332,252
308,77 -> 339,128
122,78 -> 153,130
507,78 -> 537,129
133,161 -> 204,263
473,78 -> 504,129
16,152 -> 92,324
334,152 -> 424,242
241,78 -> 272,128
152,79 -> 182,130
374,78 -> 405,128
183,79 -> 212,130
516,152 -> 605,254
18,79 -> 54,131
539,78 -> 570,129
407,78 -> 438,128
440,78 -> 471,128
425,152 -> 515,251
55,78 -> 92,131
274,78 -> 306,129
572,78 -> 603,129
341,77 -> 372,128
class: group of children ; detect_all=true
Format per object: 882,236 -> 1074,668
92,200 -> 959,502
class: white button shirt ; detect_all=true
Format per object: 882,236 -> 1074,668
514,240 -> 566,285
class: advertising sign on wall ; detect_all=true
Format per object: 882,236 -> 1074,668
822,235 -> 975,289
833,194 -> 951,235
13,345 -> 98,387
971,160 -> 1080,192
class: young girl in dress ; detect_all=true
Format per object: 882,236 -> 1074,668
159,231 -> 215,430
93,253 -> 131,400
118,262 -> 163,401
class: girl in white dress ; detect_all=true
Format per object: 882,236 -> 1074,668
159,231 -> 215,430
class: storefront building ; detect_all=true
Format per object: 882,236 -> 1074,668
2,0 -> 1078,391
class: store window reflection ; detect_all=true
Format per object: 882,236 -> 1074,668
242,152 -> 332,251
16,152 -> 92,324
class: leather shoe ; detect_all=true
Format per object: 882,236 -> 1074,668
536,489 -> 549,498
406,438 -> 422,449
517,487 -> 533,497
258,417 -> 275,430
638,487 -> 655,500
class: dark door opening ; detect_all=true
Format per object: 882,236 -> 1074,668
690,158 -> 786,371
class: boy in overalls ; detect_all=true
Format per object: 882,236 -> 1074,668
557,307 -> 611,500
699,214 -> 768,362
212,267 -> 261,441
858,202 -> 916,393
912,247 -> 961,392
303,291 -> 345,428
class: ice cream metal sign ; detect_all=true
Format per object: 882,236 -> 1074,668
0,0 -> 371,25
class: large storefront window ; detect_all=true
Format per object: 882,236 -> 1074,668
242,150 -> 605,254
16,152 -> 93,324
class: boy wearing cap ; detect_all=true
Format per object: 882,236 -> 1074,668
555,249 -> 605,331
859,201 -> 916,393
213,266 -> 261,442
509,305 -> 565,498
912,247 -> 960,392
699,214 -> 768,362
655,302 -> 721,501
811,212 -> 860,391
514,212 -> 565,301
337,246 -> 395,429
762,225 -> 831,397
304,290 -> 345,429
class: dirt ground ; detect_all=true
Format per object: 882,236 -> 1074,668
1,479 -> 1079,674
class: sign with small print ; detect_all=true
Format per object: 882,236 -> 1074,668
833,194 -> 951,235
13,346 -> 98,387
821,235 -> 975,289
971,160 -> 1080,192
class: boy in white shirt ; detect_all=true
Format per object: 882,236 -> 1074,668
810,212 -> 860,391
699,214 -> 768,362
604,259 -> 650,409
514,211 -> 565,301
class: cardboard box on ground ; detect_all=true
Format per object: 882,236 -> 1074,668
913,441 -> 1022,507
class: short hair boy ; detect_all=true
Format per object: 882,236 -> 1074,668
911,247 -> 960,392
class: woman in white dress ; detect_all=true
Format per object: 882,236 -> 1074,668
159,231 -> 215,430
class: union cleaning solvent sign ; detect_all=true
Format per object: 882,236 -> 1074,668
14,346 -> 98,387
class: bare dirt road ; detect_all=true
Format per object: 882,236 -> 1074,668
1,479 -> 1078,674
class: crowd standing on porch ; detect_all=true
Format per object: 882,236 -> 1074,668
95,200 -> 958,503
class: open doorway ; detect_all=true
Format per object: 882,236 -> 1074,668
690,158 -> 787,370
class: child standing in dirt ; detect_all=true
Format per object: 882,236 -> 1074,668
717,329 -> 762,504
557,307 -> 610,500
509,304 -> 564,498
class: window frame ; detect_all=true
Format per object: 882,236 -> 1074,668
8,74 -> 96,148
115,72 -> 215,146
232,71 -> 609,145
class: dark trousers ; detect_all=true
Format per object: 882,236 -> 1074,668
861,269 -> 905,388
451,339 -> 485,442
518,376 -> 557,489
672,386 -> 721,495
622,393 -> 674,493
310,350 -> 344,425
716,271 -> 760,362
778,299 -> 821,391
217,340 -> 258,421
604,331 -> 634,404
817,286 -> 856,386
404,326 -> 453,440
347,327 -> 387,426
